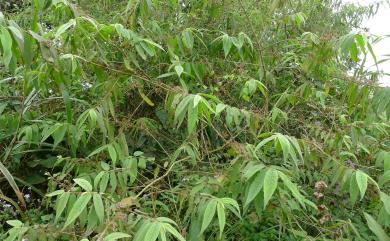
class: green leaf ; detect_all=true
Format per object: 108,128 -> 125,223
349,173 -> 359,206
64,193 -> 92,228
187,102 -> 198,135
175,65 -> 184,77
217,202 -> 226,238
144,222 -> 161,241
222,34 -> 232,57
100,172 -> 110,193
379,170 -> 390,187
52,124 -> 67,147
6,220 -> 23,227
104,232 -> 131,241
55,19 -> 76,38
263,168 -> 279,208
380,192 -> 390,214
278,172 -> 306,208
364,212 -> 390,241
108,144 -> 117,165
0,27 -> 13,68
46,190 -> 64,197
88,145 -> 109,158
193,95 -> 202,108
182,29 -> 194,49
276,134 -> 291,162
73,178 -> 93,192
220,198 -> 240,215
55,192 -> 70,222
93,193 -> 105,224
164,223 -> 186,241
355,170 -> 368,200
244,170 -> 266,207
200,199 -> 217,234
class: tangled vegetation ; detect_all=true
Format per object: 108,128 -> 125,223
1,0 -> 390,240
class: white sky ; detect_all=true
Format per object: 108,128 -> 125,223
344,0 -> 390,86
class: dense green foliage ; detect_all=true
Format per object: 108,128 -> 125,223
1,0 -> 390,240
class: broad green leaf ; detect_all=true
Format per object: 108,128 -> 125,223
104,232 -> 131,241
200,199 -> 217,234
73,178 -> 92,192
64,193 -> 92,228
380,192 -> 390,214
364,212 -> 390,241
187,103 -> 198,135
93,193 -> 105,224
175,65 -> 184,77
164,223 -> 186,241
220,198 -> 240,217
276,134 -> 291,162
355,170 -> 368,200
55,192 -> 70,222
379,170 -> 390,187
55,19 -> 76,38
144,222 -> 161,241
193,95 -> 202,108
182,29 -> 194,49
88,145 -> 109,158
46,190 -> 64,197
263,168 -> 279,208
108,144 -> 117,165
6,220 -> 23,227
278,172 -> 306,208
0,27 -> 13,68
100,173 -> 110,193
349,173 -> 359,206
222,34 -> 232,57
217,202 -> 226,238
244,170 -> 266,207
52,124 -> 67,147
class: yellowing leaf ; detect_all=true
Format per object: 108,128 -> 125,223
138,88 -> 155,106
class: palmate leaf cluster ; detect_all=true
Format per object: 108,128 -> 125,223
0,0 -> 390,240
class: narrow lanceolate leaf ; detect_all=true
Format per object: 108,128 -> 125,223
55,192 -> 70,222
355,170 -> 368,200
93,193 -> 104,224
46,190 -> 64,197
0,27 -> 13,68
73,178 -> 92,192
276,134 -> 290,162
55,19 -> 76,39
220,198 -> 241,217
200,199 -> 217,234
108,144 -> 117,165
379,192 -> 390,214
187,103 -> 198,135
364,212 -> 390,241
244,171 -> 266,207
144,222 -> 161,241
164,223 -> 186,241
263,168 -> 279,209
64,193 -> 92,228
222,34 -> 232,57
103,232 -> 131,241
217,202 -> 226,238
